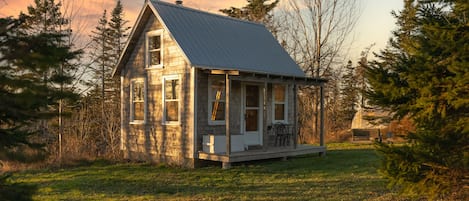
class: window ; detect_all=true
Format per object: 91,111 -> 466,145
163,75 -> 180,124
208,76 -> 225,125
273,85 -> 288,122
130,78 -> 145,124
146,30 -> 163,68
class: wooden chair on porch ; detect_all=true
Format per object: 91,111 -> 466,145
272,123 -> 291,147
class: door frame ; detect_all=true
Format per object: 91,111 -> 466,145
240,82 -> 264,146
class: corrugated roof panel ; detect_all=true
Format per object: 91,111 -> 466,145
151,0 -> 305,77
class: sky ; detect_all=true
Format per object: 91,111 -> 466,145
0,0 -> 403,61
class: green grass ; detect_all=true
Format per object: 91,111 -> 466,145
10,143 -> 406,201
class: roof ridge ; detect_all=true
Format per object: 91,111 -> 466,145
150,0 -> 265,27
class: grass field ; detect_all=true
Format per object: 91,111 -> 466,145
10,143 -> 407,201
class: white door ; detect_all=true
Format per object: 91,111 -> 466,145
242,84 -> 263,146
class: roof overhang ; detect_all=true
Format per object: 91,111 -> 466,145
201,67 -> 327,86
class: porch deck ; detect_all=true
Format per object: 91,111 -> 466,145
198,144 -> 326,163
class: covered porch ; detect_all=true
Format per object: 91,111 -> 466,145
197,70 -> 327,168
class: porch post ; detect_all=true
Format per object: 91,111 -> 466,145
293,84 -> 298,149
319,84 -> 325,147
225,74 -> 231,156
263,81 -> 268,151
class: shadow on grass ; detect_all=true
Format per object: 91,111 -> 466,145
13,148 -> 400,200
0,173 -> 37,201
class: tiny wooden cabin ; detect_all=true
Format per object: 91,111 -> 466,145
113,0 -> 327,168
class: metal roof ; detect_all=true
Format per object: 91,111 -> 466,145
113,0 -> 307,78
150,0 -> 305,77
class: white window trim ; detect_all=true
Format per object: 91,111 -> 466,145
272,84 -> 288,124
146,29 -> 164,69
130,78 -> 146,125
162,74 -> 181,125
207,75 -> 226,125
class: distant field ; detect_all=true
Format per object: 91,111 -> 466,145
11,143 -> 408,201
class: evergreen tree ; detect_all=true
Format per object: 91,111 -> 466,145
108,0 -> 130,64
86,0 -> 130,158
0,6 -> 79,197
366,0 -> 468,199
220,0 -> 279,33
107,0 -> 129,105
22,0 -> 82,161
89,10 -> 113,89
356,45 -> 374,109
339,60 -> 358,122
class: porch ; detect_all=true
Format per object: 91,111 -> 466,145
196,70 -> 328,168
198,144 -> 326,168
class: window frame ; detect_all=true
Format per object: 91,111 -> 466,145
146,29 -> 164,69
162,75 -> 181,125
207,75 -> 226,125
272,84 -> 288,123
130,78 -> 146,125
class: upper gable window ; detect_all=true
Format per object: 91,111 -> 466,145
146,30 -> 163,68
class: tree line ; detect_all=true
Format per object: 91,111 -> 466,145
223,0 -> 468,199
1,0 -> 467,200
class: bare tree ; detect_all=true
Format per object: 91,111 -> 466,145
276,0 -> 360,142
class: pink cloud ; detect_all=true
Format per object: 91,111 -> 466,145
0,0 -> 249,48
1,0 -> 248,23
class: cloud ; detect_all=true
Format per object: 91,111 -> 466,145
0,0 -> 249,48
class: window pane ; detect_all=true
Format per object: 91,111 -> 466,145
165,101 -> 178,121
211,102 -> 225,121
149,50 -> 161,65
150,35 -> 161,50
275,104 -> 285,120
274,85 -> 285,102
245,109 -> 258,131
210,78 -> 225,101
132,81 -> 143,101
245,85 -> 259,107
134,102 -> 144,120
211,87 -> 224,101
165,79 -> 179,100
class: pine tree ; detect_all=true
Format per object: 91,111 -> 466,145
87,0 -> 130,158
108,0 -> 130,64
107,0 -> 129,105
340,60 -> 358,122
366,0 -> 469,199
220,0 -> 279,33
0,5 -> 79,197
22,0 -> 82,161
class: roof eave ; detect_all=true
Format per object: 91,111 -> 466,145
193,65 -> 327,84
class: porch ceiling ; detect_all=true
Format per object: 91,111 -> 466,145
203,69 -> 328,86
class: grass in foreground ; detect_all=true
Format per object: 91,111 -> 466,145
11,143 -> 406,201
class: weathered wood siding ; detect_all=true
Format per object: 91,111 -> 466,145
195,72 -> 242,151
195,73 -> 297,150
120,14 -> 195,167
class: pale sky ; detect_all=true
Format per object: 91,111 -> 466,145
0,0 -> 403,61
